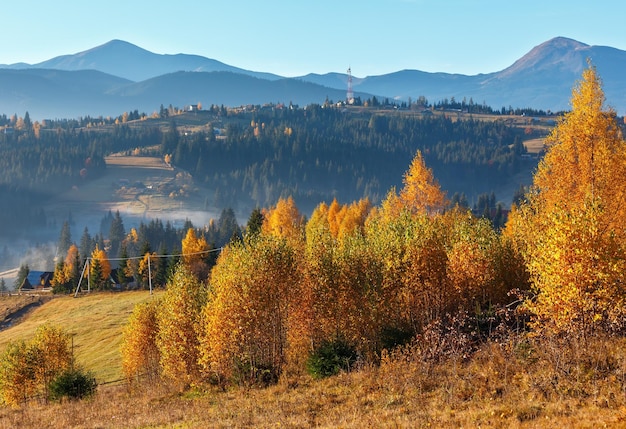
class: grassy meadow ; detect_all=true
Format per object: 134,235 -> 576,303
0,291 -> 161,384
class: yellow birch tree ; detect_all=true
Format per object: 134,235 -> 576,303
505,64 -> 626,336
262,196 -> 305,248
181,228 -> 210,279
201,234 -> 301,384
156,263 -> 206,389
121,299 -> 161,386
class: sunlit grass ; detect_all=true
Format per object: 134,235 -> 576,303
1,346 -> 625,428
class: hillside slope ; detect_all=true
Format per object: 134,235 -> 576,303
0,291 -> 161,383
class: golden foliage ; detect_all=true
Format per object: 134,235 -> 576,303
262,196 -> 305,247
400,215 -> 453,332
534,65 -> 626,235
29,324 -> 72,390
138,252 -> 158,288
120,299 -> 161,385
90,245 -> 111,282
0,340 -> 36,406
326,198 -> 372,240
398,150 -> 446,215
506,64 -> 626,336
64,245 -> 80,275
156,263 -> 206,388
181,228 -> 210,279
0,324 -> 71,406
526,202 -> 626,336
201,235 -> 301,383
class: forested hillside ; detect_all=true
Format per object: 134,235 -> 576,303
0,104 -> 541,241
164,105 -> 533,213
0,120 -> 158,237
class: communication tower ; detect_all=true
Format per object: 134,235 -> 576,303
346,67 -> 354,105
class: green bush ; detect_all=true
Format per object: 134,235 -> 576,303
306,338 -> 357,379
48,368 -> 97,401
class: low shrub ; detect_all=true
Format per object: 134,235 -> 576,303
48,368 -> 97,401
306,337 -> 357,379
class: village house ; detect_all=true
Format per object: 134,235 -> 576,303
19,271 -> 54,292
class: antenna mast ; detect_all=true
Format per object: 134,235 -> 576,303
346,67 -> 354,105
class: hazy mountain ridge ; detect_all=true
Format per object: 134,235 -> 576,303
0,68 -> 132,119
1,37 -> 625,118
299,37 -> 626,112
3,39 -> 283,82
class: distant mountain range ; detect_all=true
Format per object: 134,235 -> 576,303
1,37 -> 625,119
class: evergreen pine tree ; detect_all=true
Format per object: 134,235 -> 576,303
108,210 -> 126,257
58,221 -> 72,258
14,264 -> 29,290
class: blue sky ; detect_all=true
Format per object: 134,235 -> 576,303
2,0 -> 625,77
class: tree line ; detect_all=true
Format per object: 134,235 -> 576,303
165,104 -> 531,213
45,207 -> 242,294
0,98 -> 539,261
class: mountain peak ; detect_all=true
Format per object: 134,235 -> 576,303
497,36 -> 591,78
80,39 -> 148,57
541,36 -> 589,50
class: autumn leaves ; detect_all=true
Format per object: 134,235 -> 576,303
121,158 -> 526,386
505,65 -> 626,338
122,64 -> 626,387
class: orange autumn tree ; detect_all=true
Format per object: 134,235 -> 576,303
52,244 -> 81,293
505,64 -> 626,336
89,245 -> 111,290
262,196 -> 305,247
138,251 -> 158,289
327,198 -> 372,241
398,150 -> 447,215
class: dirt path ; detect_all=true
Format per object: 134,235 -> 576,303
0,296 -> 52,331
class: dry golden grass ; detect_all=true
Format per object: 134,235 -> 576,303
0,291 -> 162,383
1,333 -> 626,428
2,293 -> 626,428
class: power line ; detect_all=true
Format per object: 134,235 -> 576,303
103,247 -> 223,261
74,247 -> 223,297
